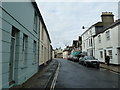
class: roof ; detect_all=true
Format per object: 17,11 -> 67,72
32,1 -> 51,43
81,22 -> 103,36
94,19 -> 120,37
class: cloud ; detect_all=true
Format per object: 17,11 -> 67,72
36,2 -> 118,49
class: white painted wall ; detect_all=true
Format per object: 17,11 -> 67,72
82,27 -> 96,56
95,24 -> 120,64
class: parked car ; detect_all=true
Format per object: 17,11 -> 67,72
79,56 -> 86,64
83,56 -> 100,69
67,55 -> 74,61
73,56 -> 79,62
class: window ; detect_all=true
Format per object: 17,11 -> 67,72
33,40 -> 37,62
108,50 -> 112,59
34,11 -> 37,33
41,45 -> 44,62
22,34 -> 28,65
100,51 -> 103,58
98,35 -> 101,43
42,26 -> 44,40
89,38 -> 92,46
106,31 -> 110,40
84,43 -> 85,48
9,27 -> 19,83
88,39 -> 90,46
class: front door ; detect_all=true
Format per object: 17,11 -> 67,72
104,50 -> 107,62
118,48 -> 120,64
9,27 -> 19,86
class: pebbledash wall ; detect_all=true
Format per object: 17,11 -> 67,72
0,1 -> 40,88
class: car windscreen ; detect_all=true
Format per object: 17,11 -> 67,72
86,56 -> 96,60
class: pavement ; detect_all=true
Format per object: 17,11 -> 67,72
11,59 -> 58,89
100,63 -> 120,74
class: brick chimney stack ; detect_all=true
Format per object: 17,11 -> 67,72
101,12 -> 114,27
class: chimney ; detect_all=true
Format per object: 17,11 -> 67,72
101,12 -> 114,27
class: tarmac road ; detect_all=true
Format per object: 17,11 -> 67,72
55,58 -> 119,88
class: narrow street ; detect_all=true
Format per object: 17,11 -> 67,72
55,59 -> 119,88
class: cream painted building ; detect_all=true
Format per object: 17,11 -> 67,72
39,19 -> 51,66
52,50 -> 55,59
94,19 -> 120,65
54,48 -> 63,58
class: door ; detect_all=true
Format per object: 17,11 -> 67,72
104,50 -> 107,62
9,27 -> 18,86
118,48 -> 120,64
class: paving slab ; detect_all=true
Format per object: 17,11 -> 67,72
100,63 -> 120,74
11,59 -> 58,89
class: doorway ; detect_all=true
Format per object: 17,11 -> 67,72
104,50 -> 107,63
118,48 -> 120,64
9,26 -> 19,86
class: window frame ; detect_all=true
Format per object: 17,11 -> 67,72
106,31 -> 110,41
108,50 -> 112,59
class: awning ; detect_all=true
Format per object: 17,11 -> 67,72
70,51 -> 82,56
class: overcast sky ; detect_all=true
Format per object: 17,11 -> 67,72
36,0 -> 119,49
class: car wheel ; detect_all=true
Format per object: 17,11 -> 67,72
86,63 -> 89,67
96,64 -> 100,69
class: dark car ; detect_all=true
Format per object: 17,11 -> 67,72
83,56 -> 100,69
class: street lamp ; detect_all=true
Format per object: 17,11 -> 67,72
82,26 -> 88,29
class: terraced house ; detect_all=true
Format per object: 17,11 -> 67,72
0,1 -> 52,89
39,17 -> 52,66
94,19 -> 120,65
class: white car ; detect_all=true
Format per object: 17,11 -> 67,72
83,56 -> 100,69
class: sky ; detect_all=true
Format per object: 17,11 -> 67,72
36,0 -> 119,49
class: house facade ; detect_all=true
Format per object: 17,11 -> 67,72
94,19 -> 120,65
81,12 -> 114,57
39,19 -> 51,66
81,23 -> 102,56
54,48 -> 63,58
63,46 -> 72,59
63,36 -> 82,59
0,1 -> 46,89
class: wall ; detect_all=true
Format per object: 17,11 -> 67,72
95,25 -> 119,64
39,20 -> 51,66
82,27 -> 96,56
1,2 -> 39,88
0,2 -> 2,89
63,51 -> 68,59
118,24 -> 120,46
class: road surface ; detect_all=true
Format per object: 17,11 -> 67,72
55,59 -> 119,88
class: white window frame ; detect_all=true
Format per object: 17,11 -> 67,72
98,35 -> 101,43
100,51 -> 103,59
106,31 -> 110,41
108,50 -> 112,59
